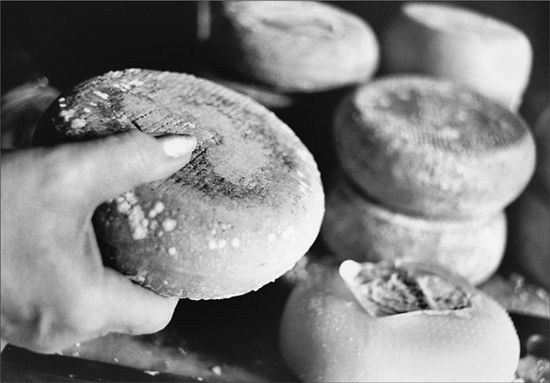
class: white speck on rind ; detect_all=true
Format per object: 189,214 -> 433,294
211,366 -> 222,375
83,108 -> 91,113
115,192 -> 148,240
162,218 -> 177,232
168,247 -> 177,255
231,238 -> 240,247
218,239 -> 227,248
71,351 -> 80,357
209,240 -> 217,250
113,358 -> 119,363
71,118 -> 86,129
148,209 -> 158,218
268,233 -> 276,242
297,149 -> 309,161
89,102 -> 97,106
59,103 -> 67,107
93,90 -> 109,100
281,225 -> 295,240
60,109 -> 76,121
111,71 -> 124,78
75,343 -> 81,347
128,206 -> 147,240
58,97 -> 66,102
123,191 -> 138,205
154,201 -> 165,213
143,371 -> 160,376
128,275 -> 146,284
117,200 -> 131,214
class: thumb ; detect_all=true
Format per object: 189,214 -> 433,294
60,130 -> 197,208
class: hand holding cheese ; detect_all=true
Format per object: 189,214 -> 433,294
33,69 -> 325,300
1,131 -> 195,353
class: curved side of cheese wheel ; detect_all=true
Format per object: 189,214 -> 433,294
321,176 -> 506,285
333,75 -> 536,218
208,1 -> 380,93
279,262 -> 520,382
382,2 -> 532,111
33,69 -> 325,299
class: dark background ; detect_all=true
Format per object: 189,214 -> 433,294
2,2 -> 548,104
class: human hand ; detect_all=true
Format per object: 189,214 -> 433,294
1,130 -> 196,353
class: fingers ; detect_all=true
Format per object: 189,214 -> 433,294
99,268 -> 179,335
52,130 -> 197,208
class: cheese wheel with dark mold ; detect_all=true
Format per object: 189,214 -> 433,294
279,259 -> 520,382
33,68 -> 325,300
321,176 -> 506,285
333,75 -> 536,218
208,1 -> 379,93
382,2 -> 532,111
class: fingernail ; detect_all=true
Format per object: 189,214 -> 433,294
158,135 -> 197,158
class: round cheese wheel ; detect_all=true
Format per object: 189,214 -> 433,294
321,176 -> 506,285
382,2 -> 532,111
333,75 -> 536,218
280,260 -> 520,382
33,68 -> 325,300
208,1 -> 379,93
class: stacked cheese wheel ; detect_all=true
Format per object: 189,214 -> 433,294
202,1 -> 380,109
201,1 -> 380,179
322,75 -> 536,285
382,2 -> 533,112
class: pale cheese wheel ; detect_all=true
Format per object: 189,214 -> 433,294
33,69 -> 325,300
279,260 -> 520,382
382,2 -> 532,111
208,1 -> 379,93
333,75 -> 536,218
321,175 -> 506,285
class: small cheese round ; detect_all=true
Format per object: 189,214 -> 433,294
321,176 -> 506,285
382,2 -> 532,111
333,75 -> 536,218
208,1 -> 379,93
34,69 -> 325,300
